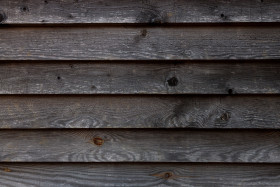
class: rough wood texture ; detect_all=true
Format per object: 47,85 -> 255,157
1,129 -> 280,162
0,27 -> 279,60
0,61 -> 280,94
1,0 -> 279,185
0,163 -> 280,186
0,0 -> 279,24
1,95 -> 280,129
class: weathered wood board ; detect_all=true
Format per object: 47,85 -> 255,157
0,163 -> 280,186
0,95 -> 280,129
0,0 -> 280,185
1,129 -> 279,162
0,27 -> 279,60
0,0 -> 279,24
0,61 -> 279,94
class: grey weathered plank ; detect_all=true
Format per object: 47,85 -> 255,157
0,27 -> 279,60
1,95 -> 280,129
1,129 -> 280,162
0,61 -> 280,94
0,0 -> 279,24
0,163 -> 280,187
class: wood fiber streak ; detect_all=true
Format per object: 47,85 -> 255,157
1,129 -> 280,162
0,163 -> 280,186
0,62 -> 279,94
0,27 -> 279,60
0,95 -> 280,129
0,0 -> 279,24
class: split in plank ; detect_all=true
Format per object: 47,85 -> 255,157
1,163 -> 280,186
0,27 -> 279,60
0,61 -> 280,94
0,0 -> 279,24
1,129 -> 280,162
1,95 -> 280,129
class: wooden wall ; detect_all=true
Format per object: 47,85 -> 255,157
0,0 -> 280,186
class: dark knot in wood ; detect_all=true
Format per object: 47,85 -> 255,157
141,29 -> 147,37
164,172 -> 173,179
227,88 -> 234,95
220,112 -> 231,121
0,12 -> 6,23
167,77 -> 178,87
93,137 -> 104,146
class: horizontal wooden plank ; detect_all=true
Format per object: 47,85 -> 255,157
1,95 -> 280,129
1,0 -> 280,24
0,163 -> 280,186
1,129 -> 280,162
0,61 -> 280,94
0,27 -> 279,60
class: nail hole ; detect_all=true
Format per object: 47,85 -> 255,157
228,88 -> 233,95
167,77 -> 178,87
44,0 -> 48,4
220,14 -> 225,18
57,76 -> 61,80
93,137 -> 104,146
68,14 -> 74,19
21,6 -> 29,12
260,0 -> 263,2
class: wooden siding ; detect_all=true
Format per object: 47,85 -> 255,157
0,0 -> 280,186
0,95 -> 280,129
0,61 -> 280,94
1,163 -> 280,186
1,129 -> 280,162
0,27 -> 279,60
1,0 -> 280,24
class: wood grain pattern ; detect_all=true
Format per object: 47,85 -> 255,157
1,95 -> 280,129
0,27 -> 279,60
1,163 -> 280,186
0,61 -> 280,94
1,0 -> 279,185
0,0 -> 279,24
1,129 -> 280,162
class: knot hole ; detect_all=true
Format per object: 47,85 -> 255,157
167,77 -> 178,87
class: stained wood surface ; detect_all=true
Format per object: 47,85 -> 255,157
0,0 -> 279,24
0,61 -> 280,94
1,95 -> 280,129
1,0 -> 280,185
0,27 -> 279,60
1,163 -> 280,187
1,129 -> 280,162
